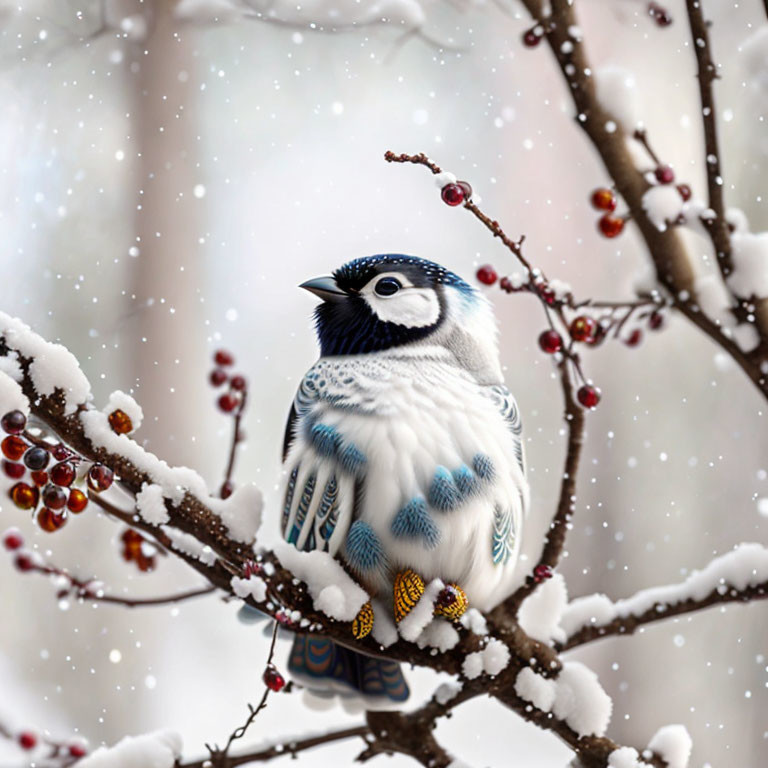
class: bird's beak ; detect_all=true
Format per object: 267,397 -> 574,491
299,276 -> 347,302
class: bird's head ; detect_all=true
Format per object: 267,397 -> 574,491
301,254 -> 502,383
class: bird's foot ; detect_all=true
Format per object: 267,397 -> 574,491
352,601 -> 374,640
393,568 -> 426,623
433,583 -> 468,621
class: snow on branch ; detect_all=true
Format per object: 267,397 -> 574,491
560,544 -> 768,650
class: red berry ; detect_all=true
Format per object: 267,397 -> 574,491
14,553 -> 35,572
476,265 -> 498,286
69,744 -> 88,759
533,564 -> 553,583
10,482 -> 38,511
30,470 -> 48,487
499,276 -> 514,293
1,410 -> 26,435
50,461 -> 76,487
522,26 -> 542,47
230,375 -> 247,391
625,329 -> 643,347
37,507 -> 67,533
569,315 -> 597,343
3,529 -> 23,550
441,184 -> 465,207
52,444 -> 70,461
263,666 -> 286,692
87,463 -> 114,492
23,447 -> 50,471
218,393 -> 238,413
136,553 -> 156,572
17,732 -> 37,750
676,183 -> 692,202
2,460 -> 25,479
210,368 -> 228,387
538,330 -> 563,354
590,187 -> 616,212
214,349 -> 234,366
649,2 -> 672,26
220,480 -> 234,499
654,165 -> 675,184
67,488 -> 88,513
2,435 -> 28,461
456,180 -> 473,199
598,214 -> 625,238
42,484 -> 67,511
577,384 -> 601,409
649,310 -> 664,330
108,409 -> 133,435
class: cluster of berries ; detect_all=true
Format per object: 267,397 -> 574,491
120,528 -> 157,572
210,349 -> 247,414
1,410 -> 117,532
10,729 -> 86,760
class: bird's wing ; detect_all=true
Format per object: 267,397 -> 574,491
279,358 -> 390,556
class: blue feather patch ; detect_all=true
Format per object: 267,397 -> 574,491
428,466 -> 462,511
315,476 -> 339,549
345,520 -> 386,572
309,423 -> 342,457
453,464 -> 479,498
288,474 -> 315,545
472,453 -> 495,481
390,497 -> 440,548
338,442 -> 367,475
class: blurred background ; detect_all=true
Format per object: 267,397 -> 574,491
0,0 -> 767,765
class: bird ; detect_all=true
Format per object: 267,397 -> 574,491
280,254 -> 529,704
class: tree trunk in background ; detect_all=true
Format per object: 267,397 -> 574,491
129,0 -> 211,466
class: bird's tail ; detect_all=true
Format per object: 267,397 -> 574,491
288,635 -> 409,705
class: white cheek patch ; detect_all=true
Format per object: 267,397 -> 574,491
367,288 -> 441,328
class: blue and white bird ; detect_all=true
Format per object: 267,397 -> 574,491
281,254 -> 529,703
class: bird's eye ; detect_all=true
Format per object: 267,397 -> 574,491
374,277 -> 402,297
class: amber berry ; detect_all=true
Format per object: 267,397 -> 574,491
210,368 -> 228,387
538,330 -> 563,355
676,183 -> 692,202
2,435 -> 28,461
50,461 -> 76,487
590,187 -> 616,212
42,484 -> 68,511
23,447 -> 50,471
522,26 -> 542,47
67,488 -> 88,513
37,508 -> 67,533
441,183 -> 465,207
214,349 -> 234,366
230,375 -> 247,392
654,165 -> 675,184
136,553 -> 156,572
625,329 -> 643,347
476,265 -> 498,286
1,410 -> 26,435
577,384 -> 601,409
10,482 -> 38,511
88,463 -> 114,492
2,460 -> 25,479
3,529 -> 23,550
218,393 -> 238,413
533,564 -> 553,583
263,666 -> 286,692
649,311 -> 664,330
598,214 -> 625,238
108,409 -> 133,435
569,315 -> 597,343
18,732 -> 37,750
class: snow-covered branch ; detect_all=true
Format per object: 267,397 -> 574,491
559,544 -> 768,651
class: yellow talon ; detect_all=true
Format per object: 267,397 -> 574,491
433,583 -> 469,621
393,568 -> 425,623
352,601 -> 374,640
